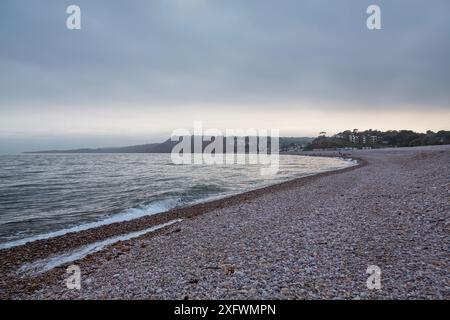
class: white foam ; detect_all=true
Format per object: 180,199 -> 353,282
0,199 -> 178,250
18,219 -> 182,275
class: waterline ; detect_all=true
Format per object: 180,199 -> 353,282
18,219 -> 182,275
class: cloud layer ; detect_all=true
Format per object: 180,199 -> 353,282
0,0 -> 449,151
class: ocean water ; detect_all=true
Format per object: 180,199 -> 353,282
0,154 -> 354,248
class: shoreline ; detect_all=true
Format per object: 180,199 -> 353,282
0,154 -> 357,250
0,155 -> 364,298
0,155 -> 363,264
1,145 -> 448,299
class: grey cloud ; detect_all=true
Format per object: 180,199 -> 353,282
1,0 -> 450,110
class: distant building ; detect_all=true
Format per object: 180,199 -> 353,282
348,133 -> 378,145
361,135 -> 367,144
349,134 -> 359,144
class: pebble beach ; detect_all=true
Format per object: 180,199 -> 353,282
1,145 -> 449,299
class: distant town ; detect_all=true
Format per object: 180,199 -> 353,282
281,129 -> 450,152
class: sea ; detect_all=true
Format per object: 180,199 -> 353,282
0,153 -> 355,249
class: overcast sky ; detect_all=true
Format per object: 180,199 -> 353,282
1,0 -> 449,152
